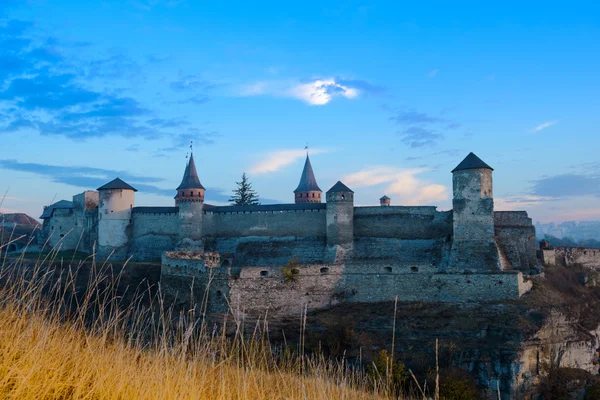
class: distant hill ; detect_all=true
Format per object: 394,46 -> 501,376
0,213 -> 41,226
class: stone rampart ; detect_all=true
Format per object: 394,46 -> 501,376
212,236 -> 327,267
554,246 -> 600,268
130,209 -> 179,260
228,266 -> 531,318
353,207 -> 452,239
203,206 -> 326,238
160,255 -> 533,319
352,237 -> 448,266
494,211 -> 537,271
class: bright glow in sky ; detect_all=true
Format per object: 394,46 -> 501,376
1,1 -> 599,224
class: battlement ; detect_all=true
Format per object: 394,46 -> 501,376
354,205 -> 438,216
132,206 -> 179,214
204,203 -> 326,214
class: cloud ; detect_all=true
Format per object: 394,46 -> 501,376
287,79 -> 358,105
495,195 -> 556,211
530,120 -> 558,133
239,77 -> 377,105
0,158 -> 182,196
240,81 -> 268,96
398,126 -> 443,148
390,109 -> 446,125
342,166 -> 448,205
334,77 -> 385,96
0,18 -> 210,144
154,129 -> 220,155
531,174 -> 600,198
427,69 -> 439,78
177,95 -> 210,105
386,107 -> 462,148
170,75 -> 218,92
86,54 -> 143,80
249,148 -> 326,174
146,117 -> 188,128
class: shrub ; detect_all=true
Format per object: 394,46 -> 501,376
367,349 -> 409,394
438,368 -> 479,400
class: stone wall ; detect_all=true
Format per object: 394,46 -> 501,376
554,246 -> 600,268
494,211 -> 538,271
212,236 -> 327,267
130,209 -> 179,261
352,237 -> 449,266
353,206 -> 452,239
203,207 -> 326,238
44,208 -> 79,250
161,256 -> 533,319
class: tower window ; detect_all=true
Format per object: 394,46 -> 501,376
341,194 -> 345,200
320,267 -> 329,274
260,270 -> 269,277
312,193 -> 315,198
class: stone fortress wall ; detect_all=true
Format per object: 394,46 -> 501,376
40,151 -> 540,317
541,245 -> 600,269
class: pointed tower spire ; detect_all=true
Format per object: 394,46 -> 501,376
175,152 -> 205,205
294,154 -> 322,203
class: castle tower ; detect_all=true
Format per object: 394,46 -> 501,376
294,155 -> 322,203
380,195 -> 391,206
450,152 -> 500,270
97,178 -> 137,260
176,153 -> 205,249
326,181 -> 354,248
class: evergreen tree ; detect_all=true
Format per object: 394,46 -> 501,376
229,173 -> 260,206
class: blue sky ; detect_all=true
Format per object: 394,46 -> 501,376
0,0 -> 599,223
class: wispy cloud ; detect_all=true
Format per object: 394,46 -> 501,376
532,173 -> 600,198
288,79 -> 358,105
249,149 -> 327,174
386,106 -> 462,148
495,195 -> 556,210
0,18 -> 211,146
342,166 -> 448,205
239,77 -> 380,105
426,69 -> 439,78
530,120 -> 558,133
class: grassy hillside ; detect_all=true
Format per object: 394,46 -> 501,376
0,249 -> 402,400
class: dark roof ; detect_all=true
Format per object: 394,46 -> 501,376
207,203 -> 326,213
327,181 -> 354,193
451,152 -> 493,173
40,200 -> 73,219
177,153 -> 205,190
380,195 -> 390,200
132,206 -> 179,214
97,178 -> 138,192
294,155 -> 321,193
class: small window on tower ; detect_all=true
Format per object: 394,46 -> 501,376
312,193 -> 315,198
341,194 -> 345,200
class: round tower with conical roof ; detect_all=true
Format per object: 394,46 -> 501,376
450,152 -> 500,270
176,153 -> 205,249
294,155 -> 322,203
97,177 -> 137,260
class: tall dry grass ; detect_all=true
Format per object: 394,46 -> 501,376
0,226 -> 402,400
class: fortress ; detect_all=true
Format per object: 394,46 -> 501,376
39,152 -> 538,316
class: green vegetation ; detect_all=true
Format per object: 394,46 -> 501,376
229,172 -> 260,206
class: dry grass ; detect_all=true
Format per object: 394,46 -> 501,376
0,228 -> 400,400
